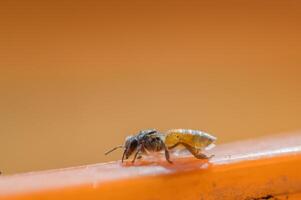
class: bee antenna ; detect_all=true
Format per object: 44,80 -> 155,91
105,145 -> 123,155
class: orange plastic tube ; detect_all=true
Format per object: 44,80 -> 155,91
1,132 -> 301,200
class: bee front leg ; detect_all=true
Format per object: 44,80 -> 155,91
121,148 -> 127,163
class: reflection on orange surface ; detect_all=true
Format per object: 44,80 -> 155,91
0,0 -> 301,174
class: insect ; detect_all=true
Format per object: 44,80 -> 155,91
105,129 -> 217,163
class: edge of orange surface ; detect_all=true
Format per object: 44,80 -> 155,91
1,132 -> 301,200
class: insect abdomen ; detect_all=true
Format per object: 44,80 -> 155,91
165,129 -> 216,149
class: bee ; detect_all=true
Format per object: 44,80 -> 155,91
105,129 -> 216,163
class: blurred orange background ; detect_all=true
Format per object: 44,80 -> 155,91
0,0 -> 301,174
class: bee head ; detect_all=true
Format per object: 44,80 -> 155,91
123,136 -> 139,160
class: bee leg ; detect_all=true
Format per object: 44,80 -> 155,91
181,143 -> 211,159
137,147 -> 147,159
121,148 -> 127,163
163,143 -> 173,164
132,145 -> 142,163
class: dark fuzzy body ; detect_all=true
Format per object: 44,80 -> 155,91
137,129 -> 165,152
123,129 -> 171,163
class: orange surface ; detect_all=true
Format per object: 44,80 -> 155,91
1,132 -> 301,200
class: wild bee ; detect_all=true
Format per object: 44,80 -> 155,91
105,129 -> 216,163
